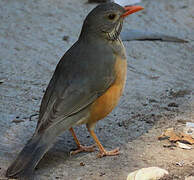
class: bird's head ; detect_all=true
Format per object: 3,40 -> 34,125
80,3 -> 143,41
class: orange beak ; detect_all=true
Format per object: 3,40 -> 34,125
121,5 -> 144,18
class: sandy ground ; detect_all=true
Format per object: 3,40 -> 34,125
0,0 -> 194,179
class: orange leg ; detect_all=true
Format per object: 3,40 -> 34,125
87,126 -> 119,158
69,128 -> 96,155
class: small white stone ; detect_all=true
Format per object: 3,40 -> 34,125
185,176 -> 194,180
184,122 -> 194,139
177,142 -> 192,150
127,167 -> 169,180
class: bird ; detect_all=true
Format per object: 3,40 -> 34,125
6,3 -> 143,179
87,0 -> 187,43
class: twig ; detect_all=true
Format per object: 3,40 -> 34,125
29,113 -> 39,121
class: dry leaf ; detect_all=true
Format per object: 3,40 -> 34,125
180,133 -> 194,144
158,128 -> 194,144
158,128 -> 180,142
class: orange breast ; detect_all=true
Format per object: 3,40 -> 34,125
88,56 -> 127,127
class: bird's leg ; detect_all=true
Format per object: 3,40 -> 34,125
87,126 -> 119,158
69,127 -> 96,155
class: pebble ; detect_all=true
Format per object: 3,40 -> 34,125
127,167 -> 168,180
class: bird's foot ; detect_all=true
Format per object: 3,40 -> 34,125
97,147 -> 120,158
70,144 -> 96,155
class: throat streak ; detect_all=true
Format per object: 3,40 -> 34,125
107,22 -> 122,41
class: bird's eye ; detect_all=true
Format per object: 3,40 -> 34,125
108,14 -> 116,20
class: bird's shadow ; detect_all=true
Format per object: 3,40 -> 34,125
35,127 -> 94,171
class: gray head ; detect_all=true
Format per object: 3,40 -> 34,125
80,3 -> 143,41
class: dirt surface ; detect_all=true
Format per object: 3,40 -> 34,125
0,0 -> 194,179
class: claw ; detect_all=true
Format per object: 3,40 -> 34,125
70,144 -> 96,156
97,147 -> 120,158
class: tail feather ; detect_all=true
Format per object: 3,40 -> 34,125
6,135 -> 50,179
